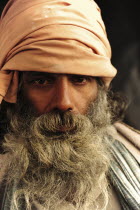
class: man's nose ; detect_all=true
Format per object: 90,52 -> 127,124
49,77 -> 74,112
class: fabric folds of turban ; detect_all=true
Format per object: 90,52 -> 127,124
0,0 -> 117,103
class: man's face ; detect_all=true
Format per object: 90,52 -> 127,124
22,72 -> 98,116
5,74 -> 111,210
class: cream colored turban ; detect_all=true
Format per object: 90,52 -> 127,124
0,0 -> 117,103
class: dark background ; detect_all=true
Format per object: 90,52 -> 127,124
0,0 -> 140,129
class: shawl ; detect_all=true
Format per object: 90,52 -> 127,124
0,135 -> 140,209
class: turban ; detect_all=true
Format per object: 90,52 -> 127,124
0,0 -> 117,103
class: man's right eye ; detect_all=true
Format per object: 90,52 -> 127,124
28,78 -> 54,86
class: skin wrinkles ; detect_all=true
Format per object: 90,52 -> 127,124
22,72 -> 98,116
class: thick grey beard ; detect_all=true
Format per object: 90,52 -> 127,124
3,87 -> 112,210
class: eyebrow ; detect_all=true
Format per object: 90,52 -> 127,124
23,72 -> 60,81
23,71 -> 96,81
24,72 -> 54,77
24,72 -> 95,77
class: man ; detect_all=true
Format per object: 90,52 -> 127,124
0,0 -> 139,209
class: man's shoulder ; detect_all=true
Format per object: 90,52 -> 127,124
108,122 -> 140,209
114,122 -> 140,149
108,121 -> 140,163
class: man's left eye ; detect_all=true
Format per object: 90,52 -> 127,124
34,79 -> 49,85
70,76 -> 91,84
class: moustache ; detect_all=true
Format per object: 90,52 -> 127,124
28,110 -> 93,138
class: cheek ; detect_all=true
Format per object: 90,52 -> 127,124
74,82 -> 98,114
23,87 -> 51,114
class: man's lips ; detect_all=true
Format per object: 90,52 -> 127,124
46,126 -> 76,136
57,126 -> 74,133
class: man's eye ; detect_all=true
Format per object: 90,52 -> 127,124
35,79 -> 48,85
30,78 -> 53,86
71,76 -> 91,84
